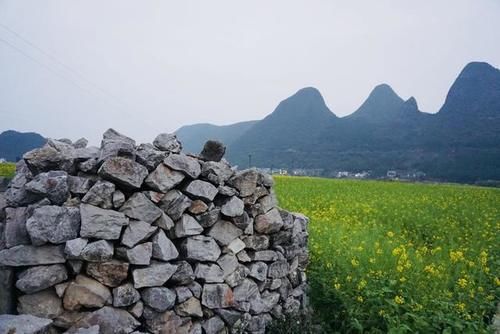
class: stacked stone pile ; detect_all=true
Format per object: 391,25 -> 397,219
0,129 -> 309,334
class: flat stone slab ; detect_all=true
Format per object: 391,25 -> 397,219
98,157 -> 148,189
80,204 -> 129,240
0,245 -> 66,266
0,314 -> 53,334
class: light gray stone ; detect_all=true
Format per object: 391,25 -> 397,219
80,240 -> 114,262
242,235 -> 269,250
201,283 -> 234,309
174,214 -> 203,238
55,282 -> 69,298
145,163 -> 185,193
26,205 -> 80,246
183,180 -> 218,202
188,281 -> 202,299
170,261 -> 194,285
207,220 -> 243,246
118,242 -> 152,265
98,157 -> 148,189
220,196 -> 244,217
141,287 -> 176,312
164,153 -> 200,179
67,175 -> 93,195
227,169 -> 259,197
63,275 -> 112,311
81,180 -> 115,209
16,264 -> 68,294
181,235 -> 221,262
121,220 -> 157,248
113,283 -> 140,307
201,160 -> 234,186
218,185 -> 238,196
252,250 -> 279,262
268,260 -> 290,278
24,141 -> 75,175
0,314 -> 53,334
112,190 -> 126,208
0,244 -> 65,266
249,291 -> 280,315
144,310 -> 191,334
4,207 -> 30,248
254,208 -> 284,234
135,143 -> 169,171
227,238 -> 246,254
68,306 -> 140,334
17,289 -> 63,319
68,325 -> 100,334
120,192 -> 163,224
213,309 -> 243,327
73,137 -> 88,148
151,229 -> 179,261
247,262 -> 268,281
128,301 -> 144,319
234,279 -> 259,305
25,170 -> 69,205
86,260 -> 129,287
217,253 -> 239,278
158,190 -> 192,221
175,297 -> 203,318
224,265 -> 250,287
65,238 -> 88,259
80,204 -> 128,240
202,316 -> 225,334
194,263 -> 224,283
99,129 -> 136,162
195,208 -> 220,228
154,212 -> 175,231
132,262 -> 178,288
175,286 -> 193,304
153,133 -> 182,153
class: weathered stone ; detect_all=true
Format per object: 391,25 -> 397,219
16,264 -> 68,294
227,238 -> 246,254
194,263 -> 225,283
227,169 -> 259,197
175,286 -> 193,303
17,289 -> 63,319
242,235 -> 269,250
67,175 -> 93,195
200,160 -> 234,186
254,208 -> 283,234
25,170 -> 69,205
214,309 -> 242,326
86,260 -> 129,287
141,287 -> 176,312
0,244 -> 65,266
24,142 -> 74,175
69,306 -> 140,334
188,200 -> 208,215
218,185 -> 238,196
188,281 -> 202,299
174,214 -> 203,238
154,212 -> 174,231
81,181 -> 115,209
80,204 -> 128,240
145,163 -> 185,193
181,235 -> 221,262
98,157 -> 148,189
207,220 -> 243,246
175,297 -> 203,317
151,229 -> 179,261
0,266 -> 15,314
80,240 -> 114,262
121,220 -> 157,248
247,262 -> 268,281
26,206 -> 80,246
268,260 -> 290,278
184,180 -> 218,202
0,314 -> 53,334
99,128 -> 136,162
236,250 -> 252,263
195,208 -> 220,228
132,262 -> 178,288
55,282 -> 69,297
135,143 -> 169,171
120,192 -> 163,224
144,310 -> 191,334
112,190 -> 126,209
251,250 -> 279,262
65,238 -> 88,259
72,137 -> 88,148
78,158 -> 99,173
53,310 -> 89,329
113,283 -> 140,307
63,275 -> 112,311
4,207 -> 30,248
250,291 -> 280,315
153,133 -> 182,153
202,316 -> 225,334
233,279 -> 259,307
164,153 -> 200,179
128,301 -> 144,319
157,190 -> 192,221
118,242 -> 152,265
69,325 -> 100,334
243,186 -> 269,206
170,261 -> 195,285
220,196 -> 244,218
201,283 -> 234,309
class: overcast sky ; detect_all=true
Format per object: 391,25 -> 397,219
1,0 -> 499,144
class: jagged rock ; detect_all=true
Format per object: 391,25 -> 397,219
128,301 -> 144,319
183,180 -> 218,202
80,240 -> 114,262
26,206 -> 80,246
121,220 -> 157,248
78,158 -> 99,173
227,170 -> 259,197
195,208 -> 220,228
112,190 -> 126,208
254,208 -> 283,234
151,229 -> 179,261
82,181 -> 115,209
135,143 -> 169,171
199,140 -> 226,162
65,238 -> 88,259
99,128 -> 136,162
25,170 -> 69,205
68,325 -> 100,334
233,279 -> 259,307
54,311 -> 89,329
68,306 -> 140,334
16,264 -> 68,294
170,261 -> 195,285
0,314 -> 53,334
250,291 -> 280,315
201,284 -> 234,309
63,275 -> 112,311
247,262 -> 268,281
220,196 -> 244,217
194,263 -> 225,283
23,143 -> 75,175
153,133 -> 182,153
164,153 -> 200,179
201,160 -> 234,186
202,316 -> 225,334
4,207 -> 30,248
188,200 -> 208,215
55,282 -> 69,298
207,220 -> 243,246
113,283 -> 140,307
141,287 -> 176,312
98,157 -> 148,189
117,242 -> 152,265
120,192 -> 163,224
67,175 -> 93,195
175,297 -> 203,317
188,281 -> 202,299
132,262 -> 178,288
174,214 -> 203,238
268,260 -> 290,278
158,190 -> 192,221
86,260 -> 129,287
144,310 -> 191,334
145,163 -> 185,193
218,185 -> 238,196
17,289 -> 63,319
154,212 -> 175,230
0,244 -> 65,266
80,204 -> 128,240
175,286 -> 193,303
227,238 -> 246,254
217,254 -> 239,278
251,250 -> 279,262
214,309 -> 242,326
236,250 -> 252,263
242,235 -> 269,250
181,235 -> 221,262
73,138 -> 88,148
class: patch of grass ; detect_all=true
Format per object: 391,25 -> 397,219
274,176 -> 499,333
0,162 -> 15,178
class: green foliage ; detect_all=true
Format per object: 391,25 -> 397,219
274,176 -> 500,333
0,162 -> 15,178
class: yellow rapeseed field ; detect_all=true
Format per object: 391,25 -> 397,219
274,176 -> 499,333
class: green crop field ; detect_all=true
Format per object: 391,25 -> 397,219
274,176 -> 499,333
0,162 -> 15,178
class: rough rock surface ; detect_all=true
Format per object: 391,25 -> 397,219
0,130 -> 308,334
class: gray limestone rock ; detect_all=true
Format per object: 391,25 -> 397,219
112,190 -> 126,209
141,287 -> 176,312
227,238 -> 246,254
153,212 -> 175,231
121,220 -> 158,248
145,163 -> 185,193
68,306 -> 140,334
220,196 -> 244,217
23,142 -> 75,175
16,264 -> 68,294
4,206 -> 30,248
65,238 -> 88,259
227,169 -> 259,197
73,138 -> 88,148
0,314 -> 53,334
86,260 -> 130,288
254,208 -> 284,234
0,266 -> 14,314
151,229 -> 179,261
175,286 -> 193,304
194,263 -> 225,283
201,160 -> 234,186
242,235 -> 269,251
67,175 -> 93,195
183,180 -> 218,202
153,133 -> 182,153
17,289 -> 63,319
217,253 -> 239,278
201,283 -> 234,309
81,181 -> 115,209
157,190 -> 192,221
113,283 -> 141,307
202,316 -> 225,334
164,153 -> 201,179
120,192 -> 163,224
0,244 -> 65,266
26,205 -> 80,246
132,262 -> 178,288
175,297 -> 203,318
98,157 -> 148,189
80,240 -> 114,262
117,242 -> 152,265
181,235 -> 221,262
225,265 -> 250,287
169,261 -> 195,285
63,275 -> 112,311
247,262 -> 268,282
207,220 -> 243,246
174,214 -> 203,238
135,143 -> 169,171
268,260 -> 290,278
80,204 -> 128,240
195,208 -> 220,228
25,170 -> 69,205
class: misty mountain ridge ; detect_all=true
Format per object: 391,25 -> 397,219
0,130 -> 46,162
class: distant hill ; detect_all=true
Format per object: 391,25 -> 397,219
0,130 -> 46,162
178,61 -> 500,182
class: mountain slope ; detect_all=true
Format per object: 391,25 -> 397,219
347,84 -> 405,122
0,130 -> 46,162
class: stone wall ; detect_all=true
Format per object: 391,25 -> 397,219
0,129 -> 309,334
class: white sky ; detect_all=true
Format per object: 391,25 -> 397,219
1,0 -> 499,144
